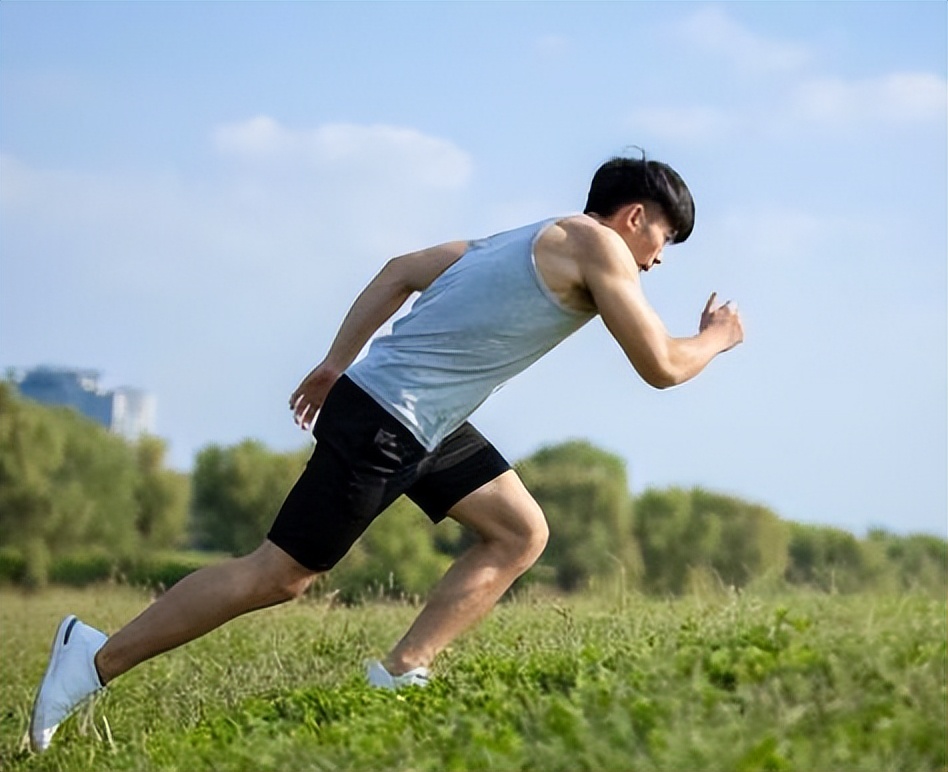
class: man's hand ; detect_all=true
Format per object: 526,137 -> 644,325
699,292 -> 744,352
289,362 -> 342,431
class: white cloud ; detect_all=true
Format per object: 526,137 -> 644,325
788,72 -> 948,128
675,7 -> 812,75
2,118 -> 476,288
628,105 -> 733,143
629,69 -> 946,145
212,115 -> 285,156
1,122 -> 477,466
643,9 -> 942,143
213,117 -> 473,190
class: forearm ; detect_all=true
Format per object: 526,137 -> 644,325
659,327 -> 730,388
321,262 -> 412,373
316,241 -> 468,375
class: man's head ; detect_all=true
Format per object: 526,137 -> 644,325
584,154 -> 695,256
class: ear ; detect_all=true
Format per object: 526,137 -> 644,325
625,202 -> 648,232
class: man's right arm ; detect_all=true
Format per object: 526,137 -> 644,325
579,227 -> 743,389
290,241 -> 469,428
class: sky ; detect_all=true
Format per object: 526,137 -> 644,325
1,2 -> 945,538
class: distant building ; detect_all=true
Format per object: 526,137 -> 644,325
16,366 -> 156,440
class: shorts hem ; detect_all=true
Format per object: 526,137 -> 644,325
265,533 -> 334,573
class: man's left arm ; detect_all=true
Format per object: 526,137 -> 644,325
578,227 -> 743,388
290,241 -> 469,429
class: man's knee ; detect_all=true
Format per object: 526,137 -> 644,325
500,503 -> 549,573
273,572 -> 317,602
520,511 -> 550,569
245,541 -> 319,603
451,472 -> 550,574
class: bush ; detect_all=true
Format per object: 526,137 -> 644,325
0,384 -> 190,561
518,441 -> 639,592
785,524 -> 868,593
329,499 -> 452,603
119,551 -> 227,590
191,441 -> 308,556
0,546 -> 25,584
49,549 -> 116,586
23,538 -> 51,590
0,548 -> 226,591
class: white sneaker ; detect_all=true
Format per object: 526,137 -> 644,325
366,660 -> 429,690
29,615 -> 107,753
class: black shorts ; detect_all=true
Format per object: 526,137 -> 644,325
267,375 -> 510,572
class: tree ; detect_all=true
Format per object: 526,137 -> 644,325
690,489 -> 789,587
633,487 -> 788,594
134,436 -> 190,549
864,528 -> 947,593
330,497 -> 452,602
518,441 -> 640,591
785,523 -> 868,592
634,487 -> 715,595
51,405 -> 140,555
0,382 -> 142,582
0,382 -> 66,551
191,440 -> 308,555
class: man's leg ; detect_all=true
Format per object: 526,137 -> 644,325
96,540 -> 318,683
383,470 -> 548,675
30,540 -> 318,752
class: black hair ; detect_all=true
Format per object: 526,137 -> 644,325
583,152 -> 695,243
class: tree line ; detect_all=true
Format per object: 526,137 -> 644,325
1,382 -> 945,597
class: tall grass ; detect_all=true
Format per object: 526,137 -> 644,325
1,586 -> 944,771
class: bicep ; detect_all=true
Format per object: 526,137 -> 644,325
585,260 -> 675,385
390,241 -> 469,292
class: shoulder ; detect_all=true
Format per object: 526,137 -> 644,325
541,215 -> 632,277
546,214 -> 624,252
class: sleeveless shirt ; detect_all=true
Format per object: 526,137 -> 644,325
346,217 -> 596,450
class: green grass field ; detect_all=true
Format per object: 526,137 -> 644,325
1,585 -> 944,772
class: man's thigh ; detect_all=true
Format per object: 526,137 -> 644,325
406,422 -> 511,523
445,469 -> 548,545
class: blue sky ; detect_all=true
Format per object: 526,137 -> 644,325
2,2 -> 945,537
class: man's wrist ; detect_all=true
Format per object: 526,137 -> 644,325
317,358 -> 344,377
699,325 -> 729,354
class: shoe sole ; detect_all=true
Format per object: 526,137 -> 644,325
29,615 -> 77,753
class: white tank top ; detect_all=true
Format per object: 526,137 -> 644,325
346,217 -> 595,450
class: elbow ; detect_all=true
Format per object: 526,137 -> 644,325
381,256 -> 403,281
380,256 -> 414,295
622,337 -> 690,389
644,371 -> 679,390
634,353 -> 681,389
625,334 -> 687,390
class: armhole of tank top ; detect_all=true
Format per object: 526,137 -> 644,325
529,217 -> 590,318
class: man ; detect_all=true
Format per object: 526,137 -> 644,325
29,154 -> 743,751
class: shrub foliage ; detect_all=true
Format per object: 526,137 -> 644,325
1,383 -> 944,597
0,382 -> 189,586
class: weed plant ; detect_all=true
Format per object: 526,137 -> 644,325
1,586 -> 944,771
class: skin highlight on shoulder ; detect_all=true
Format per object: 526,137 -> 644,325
561,216 -> 635,269
532,216 -> 610,314
546,215 -> 640,308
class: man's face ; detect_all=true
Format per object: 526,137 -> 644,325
629,205 -> 676,273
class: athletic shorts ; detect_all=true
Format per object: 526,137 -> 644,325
267,375 -> 511,572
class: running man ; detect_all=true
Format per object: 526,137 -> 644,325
30,154 -> 743,751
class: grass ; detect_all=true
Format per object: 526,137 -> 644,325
0,585 -> 945,771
